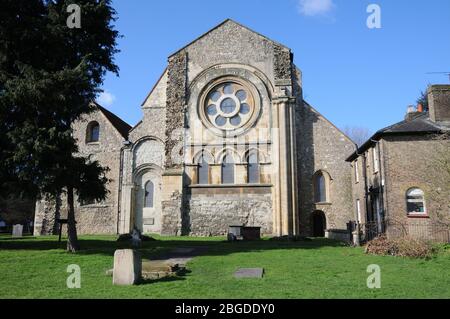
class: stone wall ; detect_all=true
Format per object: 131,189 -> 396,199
165,51 -> 187,170
34,108 -> 126,235
185,188 -> 273,236
273,44 -> 292,82
183,20 -> 279,85
296,102 -> 355,236
159,49 -> 188,236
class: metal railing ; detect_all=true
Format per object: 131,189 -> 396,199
358,219 -> 450,243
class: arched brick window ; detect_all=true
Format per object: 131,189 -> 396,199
406,188 -> 426,215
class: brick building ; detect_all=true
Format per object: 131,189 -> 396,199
347,85 -> 450,242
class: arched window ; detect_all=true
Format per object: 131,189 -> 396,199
144,181 -> 154,208
221,153 -> 235,184
247,152 -> 259,184
198,153 -> 209,185
314,171 -> 327,203
406,188 -> 426,215
86,121 -> 100,143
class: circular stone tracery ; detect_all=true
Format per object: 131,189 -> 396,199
204,81 -> 255,131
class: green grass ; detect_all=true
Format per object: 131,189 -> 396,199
0,234 -> 449,299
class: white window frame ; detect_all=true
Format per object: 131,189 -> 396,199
406,188 -> 427,216
373,146 -> 379,173
356,199 -> 361,222
354,160 -> 360,183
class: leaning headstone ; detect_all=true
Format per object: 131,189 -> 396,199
12,224 -> 23,238
234,268 -> 264,279
113,249 -> 142,285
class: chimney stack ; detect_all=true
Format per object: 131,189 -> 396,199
427,85 -> 450,123
417,103 -> 423,113
405,105 -> 419,121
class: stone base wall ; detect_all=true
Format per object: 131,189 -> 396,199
184,193 -> 272,236
34,194 -> 118,236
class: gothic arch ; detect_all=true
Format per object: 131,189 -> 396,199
193,149 -> 215,164
132,136 -> 165,170
242,147 -> 268,163
216,147 -> 241,164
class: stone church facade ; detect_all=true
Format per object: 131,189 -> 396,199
34,20 -> 355,237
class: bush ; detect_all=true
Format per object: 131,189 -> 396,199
365,235 -> 435,259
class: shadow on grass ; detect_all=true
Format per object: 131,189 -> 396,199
0,235 -> 348,261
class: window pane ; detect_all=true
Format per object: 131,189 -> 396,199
88,122 -> 100,142
220,98 -> 236,114
144,181 -> 154,208
207,105 -> 217,116
215,116 -> 226,127
315,174 -> 326,202
198,155 -> 209,185
407,188 -> 424,197
222,154 -> 234,184
248,153 -> 259,183
230,115 -> 241,126
240,103 -> 250,115
223,84 -> 234,95
92,125 -> 99,141
407,202 -> 424,213
236,90 -> 247,101
210,91 -> 220,102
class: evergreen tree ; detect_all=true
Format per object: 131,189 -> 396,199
0,0 -> 120,252
417,90 -> 429,112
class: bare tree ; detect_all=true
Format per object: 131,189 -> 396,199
343,126 -> 372,146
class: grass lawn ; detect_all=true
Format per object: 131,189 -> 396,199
0,234 -> 449,299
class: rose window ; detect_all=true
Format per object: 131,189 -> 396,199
204,82 -> 254,130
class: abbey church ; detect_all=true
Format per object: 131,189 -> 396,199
34,19 -> 356,237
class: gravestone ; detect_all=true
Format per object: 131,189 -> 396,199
113,249 -> 142,285
12,224 -> 23,238
234,268 -> 264,279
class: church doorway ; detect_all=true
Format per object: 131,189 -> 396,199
312,211 -> 326,237
134,169 -> 162,234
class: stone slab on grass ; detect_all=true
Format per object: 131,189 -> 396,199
234,268 -> 264,279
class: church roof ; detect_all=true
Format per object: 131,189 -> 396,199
346,112 -> 449,162
93,102 -> 132,140
168,19 -> 290,58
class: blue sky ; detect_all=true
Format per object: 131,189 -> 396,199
99,0 -> 450,134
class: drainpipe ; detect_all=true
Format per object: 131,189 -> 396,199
371,138 -> 386,233
377,139 -> 387,233
361,151 -> 370,226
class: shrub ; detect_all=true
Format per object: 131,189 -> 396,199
365,235 -> 435,259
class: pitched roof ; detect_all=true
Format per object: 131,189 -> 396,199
93,102 -> 132,140
346,112 -> 449,162
377,112 -> 445,134
169,19 -> 290,58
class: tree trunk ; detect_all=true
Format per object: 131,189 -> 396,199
66,186 -> 80,252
